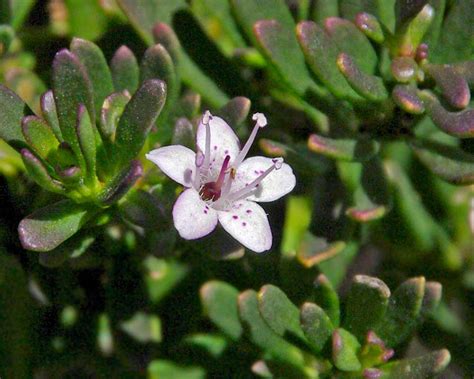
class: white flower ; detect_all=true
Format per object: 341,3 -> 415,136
146,111 -> 296,253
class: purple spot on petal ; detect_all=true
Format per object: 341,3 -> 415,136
246,209 -> 252,214
214,145 -> 218,150
204,210 -> 208,214
224,150 -> 228,154
254,170 -> 259,174
232,215 -> 238,220
242,222 -> 247,226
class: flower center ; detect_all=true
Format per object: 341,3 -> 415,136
199,155 -> 230,202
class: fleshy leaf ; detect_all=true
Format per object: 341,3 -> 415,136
308,134 -> 379,162
390,57 -> 417,83
253,20 -> 314,96
343,275 -> 391,340
375,277 -> 425,347
76,105 -> 96,183
110,46 -> 139,93
379,349 -> 450,378
119,189 -> 167,229
425,64 -> 471,109
420,281 -> 442,318
52,49 -> 94,164
297,234 -> 346,268
99,160 -> 143,205
171,118 -> 194,148
300,302 -> 334,353
332,328 -> 362,372
216,97 -> 251,126
392,84 -> 425,114
395,0 -> 429,25
395,4 -> 434,57
21,116 -> 59,159
200,281 -> 242,340
120,312 -> 162,343
410,139 -> 474,185
238,290 -> 305,366
337,53 -> 388,101
258,285 -> 306,342
296,21 -> 362,101
0,84 -> 30,147
18,199 -> 93,252
313,274 -> 340,327
99,91 -> 131,142
190,0 -> 246,56
355,12 -> 385,43
70,38 -> 114,117
324,17 -> 377,74
40,90 -> 62,141
114,79 -> 166,168
20,148 -> 64,193
312,0 -> 339,25
420,91 -> 474,138
148,360 -> 205,379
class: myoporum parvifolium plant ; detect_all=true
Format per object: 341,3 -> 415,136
0,0 -> 472,378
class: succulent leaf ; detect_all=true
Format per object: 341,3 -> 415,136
300,302 -> 334,352
0,83 -> 30,147
110,46 -> 139,93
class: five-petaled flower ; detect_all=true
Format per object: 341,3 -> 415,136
146,111 -> 296,252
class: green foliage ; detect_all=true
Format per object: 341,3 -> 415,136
0,0 -> 472,377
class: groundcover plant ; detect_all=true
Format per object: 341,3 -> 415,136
0,0 -> 472,377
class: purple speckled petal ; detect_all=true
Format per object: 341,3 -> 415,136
217,200 -> 271,253
196,115 -> 240,178
146,145 -> 196,187
173,189 -> 218,239
234,156 -> 296,202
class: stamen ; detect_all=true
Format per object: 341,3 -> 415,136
227,157 -> 283,202
202,110 -> 212,171
232,112 -> 267,168
193,148 -> 204,189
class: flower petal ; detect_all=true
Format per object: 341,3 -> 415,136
234,156 -> 296,202
218,200 -> 272,253
173,189 -> 218,239
146,145 -> 195,187
196,115 -> 240,178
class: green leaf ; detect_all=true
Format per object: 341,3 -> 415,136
313,274 -> 340,327
375,277 -> 425,347
99,160 -> 142,205
324,17 -> 377,73
0,252 -> 33,379
52,49 -> 94,165
390,57 -> 418,83
420,281 -> 442,318
297,234 -> 347,268
318,242 -> 359,288
343,275 -> 391,340
110,46 -> 139,93
114,79 -> 166,167
312,0 -> 339,25
419,90 -> 474,138
76,105 -> 96,184
70,38 -> 114,117
21,116 -> 59,159
425,64 -> 470,109
354,12 -> 385,43
99,91 -> 131,143
0,24 -> 14,52
216,97 -> 251,126
308,134 -> 379,162
238,290 -> 305,366
392,84 -> 425,114
64,0 -> 108,40
120,312 -> 162,343
183,333 -> 228,359
171,118 -> 194,148
20,148 -> 65,193
395,4 -> 434,56
395,0 -> 429,25
431,0 -> 474,63
40,90 -> 63,141
200,281 -> 242,340
300,302 -> 334,352
148,360 -> 205,379
337,53 -> 388,101
38,231 -> 96,267
410,139 -> 474,185
332,328 -> 362,372
119,189 -> 167,229
18,199 -> 94,252
9,0 -> 35,29
117,0 -> 186,45
258,285 -> 306,342
152,23 -> 229,108
190,0 -> 246,56
253,19 -> 315,96
0,83 -> 30,147
379,349 -> 450,378
296,21 -> 362,101
144,256 -> 188,304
